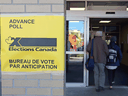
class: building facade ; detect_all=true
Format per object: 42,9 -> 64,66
1,0 -> 128,96
0,0 -> 65,96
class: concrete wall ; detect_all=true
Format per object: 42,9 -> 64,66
0,0 -> 65,96
121,25 -> 128,66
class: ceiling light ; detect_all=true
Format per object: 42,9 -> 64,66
99,20 -> 111,23
70,21 -> 79,22
92,27 -> 99,28
70,8 -> 85,11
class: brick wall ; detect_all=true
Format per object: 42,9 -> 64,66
0,0 -> 64,13
0,0 -> 65,96
2,73 -> 64,96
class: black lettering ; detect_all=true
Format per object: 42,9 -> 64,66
41,60 -> 54,64
35,47 -> 39,51
54,65 -> 57,69
44,60 -> 48,64
23,19 -> 28,23
28,19 -> 31,24
32,65 -> 36,69
17,20 -> 20,23
13,64 -> 17,68
9,19 -> 13,23
51,60 -> 54,64
10,64 -> 20,68
9,19 -> 35,24
17,64 -> 20,68
9,24 -> 13,28
21,64 -> 25,68
13,19 -> 17,23
31,19 -> 35,24
42,65 -> 45,69
32,59 -> 39,64
10,64 -> 13,68
20,20 -> 24,23
24,60 -> 28,63
37,65 -> 41,68
28,65 -> 32,68
17,59 -> 20,63
9,59 -> 14,63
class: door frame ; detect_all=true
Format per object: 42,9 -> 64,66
66,16 -> 89,87
66,10 -> 128,87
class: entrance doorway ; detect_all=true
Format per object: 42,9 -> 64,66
89,18 -> 128,86
66,9 -> 128,87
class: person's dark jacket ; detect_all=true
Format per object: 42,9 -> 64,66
87,36 -> 109,64
106,41 -> 123,66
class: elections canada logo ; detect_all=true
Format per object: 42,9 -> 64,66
5,36 -> 57,52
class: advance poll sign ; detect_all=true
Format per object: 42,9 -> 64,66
1,14 -> 64,72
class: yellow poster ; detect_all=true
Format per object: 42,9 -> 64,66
1,15 -> 64,72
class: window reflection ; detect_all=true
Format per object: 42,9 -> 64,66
66,21 -> 84,51
66,54 -> 84,83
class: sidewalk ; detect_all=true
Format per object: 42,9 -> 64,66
66,86 -> 128,96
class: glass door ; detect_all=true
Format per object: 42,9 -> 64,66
66,17 -> 89,87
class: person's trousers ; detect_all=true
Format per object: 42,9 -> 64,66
107,69 -> 116,86
94,63 -> 105,89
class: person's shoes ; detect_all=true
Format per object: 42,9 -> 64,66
95,89 -> 100,92
99,86 -> 105,91
109,86 -> 113,90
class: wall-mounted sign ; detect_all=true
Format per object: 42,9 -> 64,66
1,14 -> 64,72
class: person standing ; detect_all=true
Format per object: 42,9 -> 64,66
87,31 -> 109,92
106,36 -> 123,90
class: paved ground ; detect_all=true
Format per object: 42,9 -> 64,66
66,87 -> 128,96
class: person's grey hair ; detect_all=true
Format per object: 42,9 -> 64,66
95,31 -> 103,36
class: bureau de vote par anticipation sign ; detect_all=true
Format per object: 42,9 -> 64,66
1,15 -> 64,72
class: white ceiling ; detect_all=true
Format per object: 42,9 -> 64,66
90,18 -> 128,26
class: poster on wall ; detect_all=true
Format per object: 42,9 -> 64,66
1,14 -> 64,72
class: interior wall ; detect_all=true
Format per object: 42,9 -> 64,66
121,24 -> 128,66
